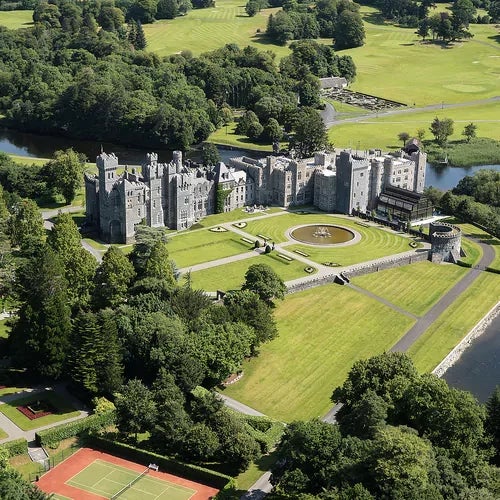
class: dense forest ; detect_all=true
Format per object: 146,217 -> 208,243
0,0 -> 355,152
269,352 -> 500,499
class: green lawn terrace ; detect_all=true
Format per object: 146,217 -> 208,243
0,391 -> 80,431
242,212 -> 415,265
189,251 -> 313,291
221,258 -> 485,421
222,283 -> 416,421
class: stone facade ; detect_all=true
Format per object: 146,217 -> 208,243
85,147 -> 428,243
429,222 -> 462,263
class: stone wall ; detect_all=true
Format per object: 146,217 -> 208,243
432,301 -> 500,378
286,250 -> 429,294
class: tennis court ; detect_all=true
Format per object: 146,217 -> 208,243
36,448 -> 219,500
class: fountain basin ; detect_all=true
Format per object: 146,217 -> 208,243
289,224 -> 356,245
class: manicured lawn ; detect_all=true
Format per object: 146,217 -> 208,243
329,102 -> 500,150
460,237 -> 483,267
342,7 -> 500,106
168,228 -> 251,268
243,213 -> 413,266
188,251 -> 313,290
208,121 -> 275,151
0,391 -> 79,431
351,261 -> 468,316
0,427 -> 7,439
143,0 -> 290,59
0,10 -> 33,29
409,272 -> 500,373
186,207 -> 283,229
222,284 -> 414,421
236,450 -> 279,492
0,319 -> 8,339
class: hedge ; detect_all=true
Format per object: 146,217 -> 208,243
0,437 -> 27,457
457,260 -> 472,268
235,414 -> 285,454
36,410 -> 116,447
486,267 -> 500,274
88,436 -> 236,495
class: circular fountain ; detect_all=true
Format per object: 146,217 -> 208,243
289,224 -> 355,245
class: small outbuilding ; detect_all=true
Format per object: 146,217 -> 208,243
319,77 -> 348,90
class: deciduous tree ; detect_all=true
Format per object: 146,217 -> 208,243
462,122 -> 477,143
242,263 -> 286,304
430,116 -> 454,145
289,107 -> 328,159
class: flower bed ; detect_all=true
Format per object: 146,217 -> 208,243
304,267 -> 315,274
233,222 -> 247,228
17,401 -> 54,420
323,262 -> 340,267
209,226 -> 227,233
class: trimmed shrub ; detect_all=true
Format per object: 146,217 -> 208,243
0,437 -> 27,457
457,260 -> 472,268
88,436 -> 235,492
36,410 -> 115,447
486,267 -> 500,274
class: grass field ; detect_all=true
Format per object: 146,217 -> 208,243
343,7 -> 500,106
168,228 -> 251,267
0,427 -> 7,439
67,460 -> 195,500
143,0 -> 290,58
351,261 -> 468,316
0,10 -> 32,29
187,206 -> 283,228
222,283 -> 414,420
242,213 -> 413,266
460,237 -> 482,266
329,102 -> 500,150
409,272 -> 500,373
189,251 -> 312,290
208,121 -> 276,150
0,392 -> 79,431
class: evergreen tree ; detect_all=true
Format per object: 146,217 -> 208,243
47,212 -> 97,307
144,240 -> 176,287
93,246 -> 136,309
10,246 -> 72,378
7,199 -> 45,255
71,311 -> 100,394
135,20 -> 147,49
486,386 -> 500,464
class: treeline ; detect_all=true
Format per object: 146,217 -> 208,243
264,0 -> 365,49
0,174 -> 286,467
0,1 -> 354,151
269,352 -> 500,499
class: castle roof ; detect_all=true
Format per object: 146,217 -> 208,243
213,161 -> 234,183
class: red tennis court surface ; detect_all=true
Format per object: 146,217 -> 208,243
36,447 -> 219,500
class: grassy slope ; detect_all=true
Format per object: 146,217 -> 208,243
222,283 -> 414,421
408,272 -> 500,373
0,10 -> 32,29
351,261 -> 468,316
189,251 -> 313,290
329,102 -> 500,150
342,7 -> 500,106
144,0 -> 290,59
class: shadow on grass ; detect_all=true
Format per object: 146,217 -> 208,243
234,450 -> 279,497
362,11 -> 386,26
488,34 -> 500,44
250,32 -> 286,49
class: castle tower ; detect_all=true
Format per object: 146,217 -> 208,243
142,153 -> 164,227
411,150 -> 426,194
97,152 -> 119,193
173,150 -> 182,174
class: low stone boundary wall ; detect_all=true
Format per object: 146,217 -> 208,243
432,301 -> 500,378
286,251 -> 429,294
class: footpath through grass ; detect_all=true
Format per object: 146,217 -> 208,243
351,261 -> 468,316
222,284 -> 414,421
0,391 -> 79,431
409,272 -> 500,373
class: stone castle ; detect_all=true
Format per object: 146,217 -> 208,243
85,147 -> 432,243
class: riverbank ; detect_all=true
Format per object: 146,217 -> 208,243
433,301 -> 500,378
426,137 -> 500,168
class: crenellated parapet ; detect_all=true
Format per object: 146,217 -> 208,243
429,222 -> 462,263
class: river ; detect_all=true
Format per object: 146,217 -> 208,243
1,128 -> 499,190
443,316 -> 500,403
